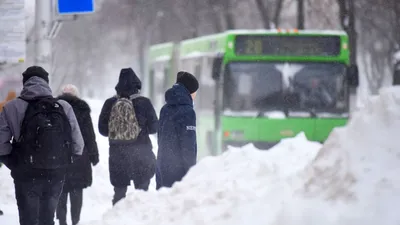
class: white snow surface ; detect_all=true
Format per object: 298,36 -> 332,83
86,86 -> 400,225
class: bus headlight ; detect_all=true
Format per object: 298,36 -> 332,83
223,130 -> 245,140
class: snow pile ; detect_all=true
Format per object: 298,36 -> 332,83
86,133 -> 321,225
89,86 -> 400,225
283,86 -> 400,225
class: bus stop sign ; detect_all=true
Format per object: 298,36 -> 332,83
57,0 -> 95,15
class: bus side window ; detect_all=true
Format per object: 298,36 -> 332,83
154,62 -> 166,108
197,57 -> 215,112
149,68 -> 155,101
163,67 -> 170,91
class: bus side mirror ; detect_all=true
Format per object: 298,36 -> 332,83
212,56 -> 223,80
393,62 -> 400,85
347,64 -> 359,87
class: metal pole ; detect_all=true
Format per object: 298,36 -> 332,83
34,0 -> 53,86
142,33 -> 150,98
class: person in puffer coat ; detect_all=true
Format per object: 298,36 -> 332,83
56,84 -> 99,225
156,71 -> 199,189
98,68 -> 158,205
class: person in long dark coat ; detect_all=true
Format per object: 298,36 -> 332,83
56,84 -> 99,225
98,68 -> 158,206
156,71 -> 198,189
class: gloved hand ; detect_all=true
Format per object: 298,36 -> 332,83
89,154 -> 99,166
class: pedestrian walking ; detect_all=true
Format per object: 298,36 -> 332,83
56,84 -> 99,225
98,68 -> 158,205
0,66 -> 84,225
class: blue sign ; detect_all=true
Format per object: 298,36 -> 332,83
57,0 -> 95,15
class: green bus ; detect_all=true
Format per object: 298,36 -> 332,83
146,29 -> 359,159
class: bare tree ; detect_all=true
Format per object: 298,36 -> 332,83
297,0 -> 305,28
255,0 -> 271,29
273,0 -> 285,27
205,0 -> 224,32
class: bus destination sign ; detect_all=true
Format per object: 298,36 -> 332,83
235,35 -> 342,57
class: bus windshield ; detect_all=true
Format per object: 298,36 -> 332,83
223,62 -> 348,117
224,62 -> 284,113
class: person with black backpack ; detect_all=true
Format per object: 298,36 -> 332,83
98,68 -> 158,205
56,84 -> 99,225
0,66 -> 84,225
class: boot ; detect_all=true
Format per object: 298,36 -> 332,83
0,209 -> 3,215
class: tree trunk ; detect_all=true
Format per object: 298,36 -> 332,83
348,0 -> 357,65
205,0 -> 223,32
337,0 -> 357,65
191,0 -> 200,37
223,0 -> 235,30
297,0 -> 305,29
273,0 -> 284,27
255,0 -> 270,29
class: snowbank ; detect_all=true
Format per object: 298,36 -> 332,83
86,133 -> 322,225
88,86 -> 400,225
285,86 -> 400,225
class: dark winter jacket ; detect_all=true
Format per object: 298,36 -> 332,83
98,71 -> 158,187
58,93 -> 99,192
156,83 -> 197,189
0,77 -> 84,181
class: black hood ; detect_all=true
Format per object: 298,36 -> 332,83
115,68 -> 141,97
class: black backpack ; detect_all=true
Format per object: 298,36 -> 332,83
15,97 -> 74,169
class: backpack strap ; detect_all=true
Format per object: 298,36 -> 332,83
129,94 -> 140,100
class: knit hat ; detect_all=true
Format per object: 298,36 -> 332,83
22,66 -> 49,84
176,71 -> 199,94
61,84 -> 80,97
